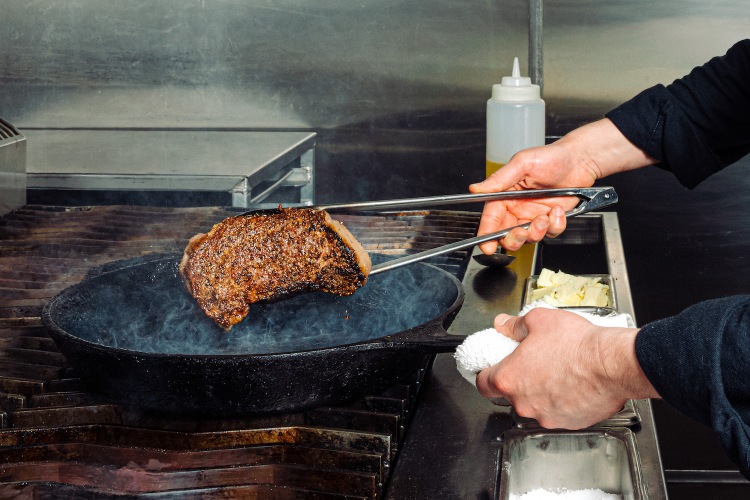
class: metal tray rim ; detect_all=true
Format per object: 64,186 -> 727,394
524,273 -> 618,310
497,427 -> 645,500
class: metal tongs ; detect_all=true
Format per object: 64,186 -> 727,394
315,187 -> 618,275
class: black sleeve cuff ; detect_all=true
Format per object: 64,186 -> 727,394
635,296 -> 750,476
605,40 -> 750,189
605,85 -> 723,189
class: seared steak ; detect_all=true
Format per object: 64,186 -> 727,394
179,207 -> 372,330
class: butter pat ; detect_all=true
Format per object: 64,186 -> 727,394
530,269 -> 611,308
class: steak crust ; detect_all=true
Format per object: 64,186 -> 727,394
179,207 -> 372,330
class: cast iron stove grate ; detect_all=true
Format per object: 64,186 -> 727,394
0,205 -> 479,499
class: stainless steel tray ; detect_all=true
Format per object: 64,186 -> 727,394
524,273 -> 618,310
511,399 -> 641,429
497,428 -> 645,499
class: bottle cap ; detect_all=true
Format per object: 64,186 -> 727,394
491,57 -> 541,102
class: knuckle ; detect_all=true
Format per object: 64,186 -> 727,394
512,402 -> 536,421
523,308 -> 546,326
493,376 -> 516,399
535,415 -> 559,429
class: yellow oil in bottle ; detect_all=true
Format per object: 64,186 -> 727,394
485,160 -> 504,178
507,241 -> 536,272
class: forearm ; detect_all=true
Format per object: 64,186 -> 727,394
593,327 -> 660,401
557,119 -> 657,179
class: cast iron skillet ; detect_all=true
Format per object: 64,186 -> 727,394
42,253 -> 465,416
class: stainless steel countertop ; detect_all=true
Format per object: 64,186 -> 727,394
386,212 -> 668,499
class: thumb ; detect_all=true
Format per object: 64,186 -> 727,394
469,172 -> 513,194
493,314 -> 529,342
469,162 -> 523,193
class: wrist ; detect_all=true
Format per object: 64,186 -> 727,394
559,119 -> 656,179
592,327 -> 660,401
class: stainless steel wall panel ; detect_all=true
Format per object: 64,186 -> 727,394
542,0 -> 750,133
3,1 -> 747,132
1,1 -> 748,202
1,0 -> 527,129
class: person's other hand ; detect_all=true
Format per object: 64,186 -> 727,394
475,308 -> 658,430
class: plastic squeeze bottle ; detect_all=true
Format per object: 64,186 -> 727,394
486,57 -> 545,177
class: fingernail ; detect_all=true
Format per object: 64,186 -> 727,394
495,314 -> 511,327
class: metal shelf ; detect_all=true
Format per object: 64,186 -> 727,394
24,129 -> 316,208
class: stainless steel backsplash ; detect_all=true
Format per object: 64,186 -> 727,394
2,0 -> 747,202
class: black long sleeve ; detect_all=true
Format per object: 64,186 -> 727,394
635,297 -> 750,477
605,40 -> 750,477
606,39 -> 750,188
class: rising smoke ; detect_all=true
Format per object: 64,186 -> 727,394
50,254 -> 460,356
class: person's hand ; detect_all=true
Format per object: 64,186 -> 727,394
469,119 -> 656,254
475,308 -> 659,430
469,141 -> 594,253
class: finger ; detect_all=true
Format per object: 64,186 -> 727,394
475,201 -> 511,254
493,314 -> 528,342
506,197 -> 574,221
523,215 -> 550,243
494,213 -> 549,251
469,169 -> 521,194
493,313 -> 513,332
546,205 -> 568,238
500,227 -> 529,252
475,364 -> 504,399
478,239 -> 499,255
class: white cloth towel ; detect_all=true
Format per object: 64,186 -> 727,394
454,301 -> 634,385
454,328 -> 520,385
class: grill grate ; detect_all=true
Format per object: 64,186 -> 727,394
0,204 -> 479,498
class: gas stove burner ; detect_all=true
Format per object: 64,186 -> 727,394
0,204 -> 479,498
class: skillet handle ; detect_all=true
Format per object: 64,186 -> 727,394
385,320 -> 466,353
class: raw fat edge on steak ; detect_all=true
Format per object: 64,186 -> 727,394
179,207 -> 372,331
